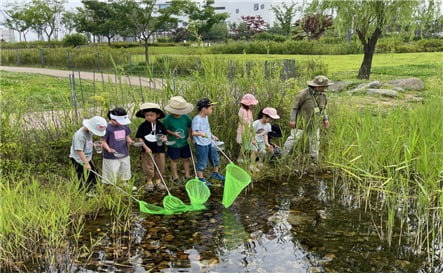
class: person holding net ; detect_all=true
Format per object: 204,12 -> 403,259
192,98 -> 225,186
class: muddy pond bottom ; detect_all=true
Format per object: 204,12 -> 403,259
74,176 -> 438,273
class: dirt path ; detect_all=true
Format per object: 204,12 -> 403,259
0,66 -> 166,89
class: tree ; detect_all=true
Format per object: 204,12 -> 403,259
61,11 -> 78,35
311,0 -> 419,79
203,22 -> 228,41
75,0 -> 120,45
271,2 -> 299,36
230,16 -> 267,40
292,13 -> 333,40
1,4 -> 30,42
181,0 -> 229,39
25,0 -> 65,42
128,0 -> 181,63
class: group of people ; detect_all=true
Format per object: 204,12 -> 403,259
69,75 -> 333,192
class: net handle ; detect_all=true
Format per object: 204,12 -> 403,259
90,169 -> 139,202
188,143 -> 198,178
210,139 -> 233,163
148,153 -> 171,195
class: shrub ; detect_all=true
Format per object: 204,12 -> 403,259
252,32 -> 287,42
62,33 -> 88,47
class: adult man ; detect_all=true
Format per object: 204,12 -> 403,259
282,75 -> 333,163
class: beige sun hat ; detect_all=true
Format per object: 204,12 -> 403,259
135,103 -> 165,118
307,75 -> 334,87
164,96 -> 194,115
83,116 -> 107,136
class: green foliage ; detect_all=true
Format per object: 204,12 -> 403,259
252,32 -> 287,42
211,40 -> 362,55
62,33 -> 88,47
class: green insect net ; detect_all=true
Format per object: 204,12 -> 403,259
186,177 -> 211,210
222,162 -> 252,208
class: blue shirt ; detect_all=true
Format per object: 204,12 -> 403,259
192,114 -> 212,146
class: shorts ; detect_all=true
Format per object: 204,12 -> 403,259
167,145 -> 191,160
195,144 -> 220,171
102,156 -> 131,184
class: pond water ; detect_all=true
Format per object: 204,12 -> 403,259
73,174 -> 440,273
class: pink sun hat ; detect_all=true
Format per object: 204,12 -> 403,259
262,107 -> 280,119
240,94 -> 259,106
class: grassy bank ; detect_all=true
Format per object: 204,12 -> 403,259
1,52 -> 442,271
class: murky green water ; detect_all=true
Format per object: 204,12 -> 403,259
72,175 -> 441,272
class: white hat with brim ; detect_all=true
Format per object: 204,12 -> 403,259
83,116 -> 107,136
307,75 -> 334,87
135,103 -> 165,118
164,96 -> 194,115
110,114 -> 131,125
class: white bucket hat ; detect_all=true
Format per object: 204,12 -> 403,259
83,116 -> 107,136
164,96 -> 194,115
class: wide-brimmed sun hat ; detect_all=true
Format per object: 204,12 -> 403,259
83,116 -> 107,136
240,93 -> 259,106
164,96 -> 194,115
135,103 -> 165,118
262,107 -> 280,119
307,75 -> 334,87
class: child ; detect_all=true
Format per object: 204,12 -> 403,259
163,96 -> 194,184
192,98 -> 225,186
236,93 -> 259,144
69,116 -> 107,191
100,107 -> 134,187
135,103 -> 167,191
251,107 -> 280,164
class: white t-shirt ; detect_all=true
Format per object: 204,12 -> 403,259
253,120 -> 272,144
192,114 -> 212,146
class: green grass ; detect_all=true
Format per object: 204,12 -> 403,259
1,51 -> 442,271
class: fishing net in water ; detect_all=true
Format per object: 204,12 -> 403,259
163,194 -> 192,213
222,163 -> 252,208
137,200 -> 173,215
186,177 -> 211,210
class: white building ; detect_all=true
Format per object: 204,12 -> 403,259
157,0 -> 301,27
0,28 -> 15,42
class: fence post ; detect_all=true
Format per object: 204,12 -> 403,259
228,59 -> 234,81
39,49 -> 44,67
264,60 -> 270,80
69,73 -> 78,114
246,61 -> 252,78
67,50 -> 72,69
16,49 -> 20,66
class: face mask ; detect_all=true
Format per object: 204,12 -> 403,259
145,134 -> 157,142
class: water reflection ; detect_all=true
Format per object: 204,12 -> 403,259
74,176 -> 433,273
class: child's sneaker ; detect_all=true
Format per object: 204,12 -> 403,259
210,172 -> 225,182
199,178 -> 212,186
155,179 -> 166,191
146,181 -> 154,191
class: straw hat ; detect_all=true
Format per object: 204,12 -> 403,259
307,75 -> 334,87
240,93 -> 259,106
135,102 -> 165,118
164,96 -> 194,115
83,116 -> 107,136
262,107 -> 280,119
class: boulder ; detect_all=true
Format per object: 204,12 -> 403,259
350,80 -> 381,94
387,78 -> 424,90
366,89 -> 399,97
328,81 -> 354,92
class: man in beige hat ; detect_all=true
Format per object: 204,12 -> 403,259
282,75 -> 333,164
163,96 -> 195,184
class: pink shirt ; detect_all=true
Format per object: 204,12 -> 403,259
236,107 -> 253,143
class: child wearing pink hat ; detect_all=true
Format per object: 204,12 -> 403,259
249,107 -> 280,169
236,93 -> 259,147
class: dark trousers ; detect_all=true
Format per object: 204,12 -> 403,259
70,158 -> 98,191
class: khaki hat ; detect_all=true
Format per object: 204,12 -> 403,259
307,75 -> 334,87
135,103 -> 165,118
83,116 -> 107,136
164,96 -> 194,115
